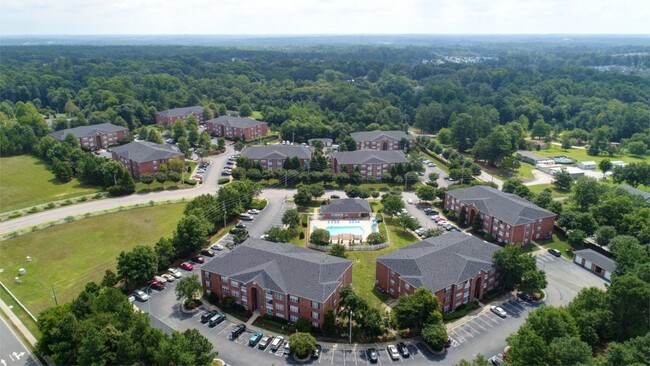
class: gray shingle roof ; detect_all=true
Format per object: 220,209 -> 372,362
351,130 -> 414,142
207,115 -> 265,129
617,185 -> 650,202
203,239 -> 353,302
516,150 -> 554,162
241,145 -> 313,160
48,123 -> 127,141
446,186 -> 555,226
111,141 -> 183,163
331,150 -> 409,165
321,198 -> 371,214
376,232 -> 500,293
573,249 -> 616,273
155,106 -> 203,118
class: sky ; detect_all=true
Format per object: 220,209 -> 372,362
1,0 -> 648,35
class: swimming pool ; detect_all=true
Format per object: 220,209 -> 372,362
326,226 -> 365,236
554,157 -> 572,163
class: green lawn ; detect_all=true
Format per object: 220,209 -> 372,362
0,155 -> 101,212
133,161 -> 197,193
0,203 -> 186,316
536,144 -> 649,165
538,231 -> 583,260
250,111 -> 263,120
526,184 -> 571,199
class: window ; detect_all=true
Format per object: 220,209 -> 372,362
231,280 -> 239,288
205,280 -> 211,287
312,322 -> 320,328
456,292 -> 462,298
390,279 -> 395,285
275,293 -> 284,301
221,276 -> 228,282
444,296 -> 451,302
443,305 -> 451,312
290,315 -> 299,322
204,271 -> 210,277
221,285 -> 229,292
311,301 -> 320,309
276,303 -> 284,311
390,270 -> 395,276
289,295 -> 299,303
445,286 -> 453,293
311,311 -> 320,319
405,283 -> 410,290
276,313 -> 285,319
290,305 -> 299,313
232,290 -> 240,297
390,289 -> 394,294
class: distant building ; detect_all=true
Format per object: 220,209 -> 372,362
320,198 -> 371,219
330,150 -> 409,180
577,161 -> 596,170
155,106 -> 206,127
48,123 -> 128,151
444,186 -> 556,244
241,145 -> 313,170
541,166 -> 585,180
350,130 -> 415,151
573,249 -> 616,281
617,184 -> 650,203
201,239 -> 353,328
206,115 -> 267,140
308,138 -> 333,148
611,160 -> 628,168
376,232 -> 501,312
111,141 -> 184,179
515,151 -> 555,166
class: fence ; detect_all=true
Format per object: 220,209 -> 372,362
307,242 -> 390,251
0,280 -> 38,323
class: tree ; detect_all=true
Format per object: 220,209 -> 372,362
428,172 -> 439,181
397,212 -> 418,233
155,172 -> 167,188
437,128 -> 452,145
310,228 -> 330,246
239,103 -> 253,117
294,186 -> 312,206
610,236 -> 647,274
233,228 -> 250,245
341,136 -> 357,151
423,228 -> 445,238
492,245 -> 537,290
322,308 -> 337,338
53,159 -> 73,182
531,119 -> 551,139
612,162 -> 650,187
572,177 -> 603,210
416,185 -> 436,202
603,334 -> 650,365
606,274 -> 650,340
553,169 -> 573,191
519,269 -> 548,293
567,229 -> 586,247
572,212 -> 599,236
561,135 -> 572,149
116,245 -> 158,287
392,287 -> 442,331
599,158 -> 613,176
458,206 -> 468,228
175,275 -> 203,303
309,184 -> 325,199
627,141 -> 647,155
566,287 -> 611,347
422,323 -> 448,351
234,140 -> 244,152
312,140 -> 324,151
168,157 -> 184,173
289,332 -> 316,359
172,215 -> 211,255
507,326 -> 550,366
399,137 -> 411,151
63,132 -> 79,148
173,121 -> 187,141
329,244 -> 347,258
140,173 -> 154,189
295,317 -> 311,333
264,226 -> 292,243
454,354 -> 491,366
101,269 -> 118,288
532,189 -> 553,209
366,232 -> 386,244
595,226 -> 617,246
177,137 -> 191,158
146,128 -> 163,144
168,171 -> 181,186
472,213 -> 483,233
154,237 -> 175,271
380,193 -> 404,216
217,137 -> 225,150
282,209 -> 301,229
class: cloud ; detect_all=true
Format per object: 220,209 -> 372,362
1,0 -> 648,34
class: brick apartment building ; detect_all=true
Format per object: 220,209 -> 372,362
320,198 -> 371,219
155,106 -> 206,127
376,232 -> 501,313
330,150 -> 409,180
205,115 -> 268,140
48,123 -> 128,151
444,186 -> 556,244
350,130 -> 415,151
201,239 -> 353,328
241,145 -> 313,170
111,141 -> 184,179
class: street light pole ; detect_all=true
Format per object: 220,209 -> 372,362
349,310 -> 352,343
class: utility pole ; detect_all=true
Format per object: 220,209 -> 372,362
285,170 -> 288,187
52,283 -> 58,306
404,173 -> 408,190
222,201 -> 227,229
349,309 -> 352,343
292,132 -> 295,145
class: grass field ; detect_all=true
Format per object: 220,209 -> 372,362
0,155 -> 101,212
538,231 -> 583,260
0,203 -> 186,316
526,184 -> 571,199
536,144 -> 649,165
250,111 -> 263,120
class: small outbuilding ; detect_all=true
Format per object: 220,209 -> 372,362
577,161 -> 597,170
573,249 -> 616,281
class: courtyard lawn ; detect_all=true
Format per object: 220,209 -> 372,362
538,231 -> 583,260
0,155 -> 101,212
535,144 -> 649,165
0,203 -> 186,317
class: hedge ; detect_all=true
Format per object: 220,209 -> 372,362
443,300 -> 480,321
250,199 -> 268,210
186,179 -> 198,186
218,178 -> 231,184
301,214 -> 309,227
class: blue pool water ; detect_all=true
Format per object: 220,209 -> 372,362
326,226 -> 365,236
555,158 -> 572,163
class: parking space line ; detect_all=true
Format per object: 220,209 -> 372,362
476,316 -> 493,327
485,312 -> 503,323
471,320 -> 487,331
449,329 -> 466,342
458,326 -> 474,338
501,303 -> 520,314
331,349 -> 335,364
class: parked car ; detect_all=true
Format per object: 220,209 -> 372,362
330,194 -> 340,199
229,229 -> 240,235
489,354 -> 504,365
270,336 -> 284,351
226,161 -> 234,165
231,324 -> 246,339
387,345 -> 400,360
148,280 -> 165,290
396,342 -> 410,357
367,348 -> 379,363
249,332 -> 263,346
240,214 -> 254,221
235,223 -> 246,229
179,262 -> 194,271
517,292 -> 533,302
221,171 -> 231,176
258,336 -> 271,349
201,250 -> 215,257
196,169 -> 205,173
168,268 -> 182,278
209,313 -> 226,327
450,228 -> 461,232
154,275 -> 167,283
283,342 -> 290,354
248,209 -> 260,214
161,273 -> 175,282
407,199 -> 414,204
491,305 -> 507,318
212,243 -> 224,251
201,310 -> 218,323
133,289 -> 149,301
312,344 -> 322,358
192,256 -> 205,264
548,248 -> 561,257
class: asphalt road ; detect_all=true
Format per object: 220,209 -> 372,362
0,315 -> 39,366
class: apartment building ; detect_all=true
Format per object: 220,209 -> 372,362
48,123 -> 128,151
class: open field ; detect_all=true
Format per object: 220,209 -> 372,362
536,144 -> 649,165
0,203 -> 186,316
526,183 -> 571,199
0,155 -> 101,212
538,231 -> 583,260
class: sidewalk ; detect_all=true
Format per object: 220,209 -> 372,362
0,297 -> 39,346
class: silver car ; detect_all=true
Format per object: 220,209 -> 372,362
491,305 -> 507,318
134,290 -> 149,301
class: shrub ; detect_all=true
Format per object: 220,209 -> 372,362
250,199 -> 268,210
218,178 -> 230,184
61,199 -> 73,206
207,292 -> 219,305
8,212 -> 22,218
77,196 -> 88,202
366,232 -> 386,245
295,317 -> 311,333
186,179 -> 198,186
220,296 -> 236,311
299,232 -> 305,239
93,192 -> 104,199
44,202 -> 56,210
64,215 -> 75,222
27,206 -> 41,214
375,213 -> 383,223
289,332 -> 317,359
301,214 -> 309,227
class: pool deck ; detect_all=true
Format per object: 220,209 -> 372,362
310,217 -> 376,244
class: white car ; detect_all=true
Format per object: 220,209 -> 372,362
491,305 -> 507,318
212,243 -> 224,251
407,199 -> 414,204
283,342 -> 290,354
168,268 -> 182,278
430,215 -> 440,220
134,290 -> 149,301
161,273 -> 175,282
154,275 -> 167,283
270,336 -> 284,351
387,345 -> 400,360
248,209 -> 260,214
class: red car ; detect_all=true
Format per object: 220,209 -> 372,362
192,256 -> 205,264
179,262 -> 194,271
148,280 -> 165,290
